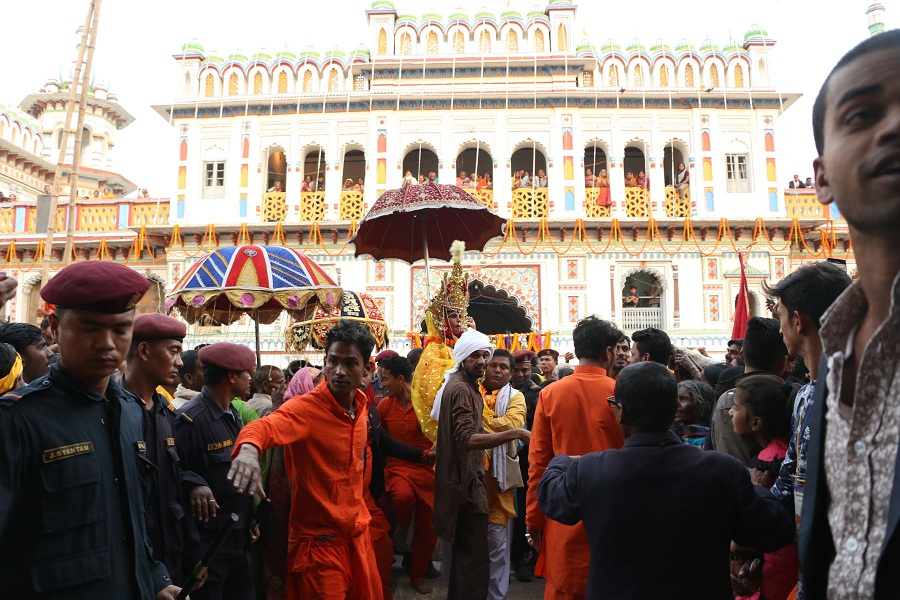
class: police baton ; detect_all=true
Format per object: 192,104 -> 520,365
176,512 -> 239,600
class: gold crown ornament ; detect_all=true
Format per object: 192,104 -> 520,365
425,240 -> 469,330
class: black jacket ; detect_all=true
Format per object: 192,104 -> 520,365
0,363 -> 171,599
798,356 -> 900,598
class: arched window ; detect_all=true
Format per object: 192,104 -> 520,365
400,32 -> 412,55
660,64 -> 670,87
634,64 -> 644,87
710,63 -> 720,87
534,29 -> 545,52
557,24 -> 568,51
377,28 -> 388,55
278,71 -> 288,93
685,63 -> 695,87
609,64 -> 619,87
302,70 -> 313,92
328,69 -> 339,91
582,70 -> 594,87
758,58 -> 768,85
204,73 -> 215,97
507,29 -> 519,52
228,73 -> 239,95
253,71 -> 263,94
453,30 -> 465,53
734,63 -> 745,87
479,29 -> 491,53
426,30 -> 439,54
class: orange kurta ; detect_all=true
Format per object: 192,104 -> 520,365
234,380 -> 382,600
526,366 -> 625,598
378,396 -> 437,582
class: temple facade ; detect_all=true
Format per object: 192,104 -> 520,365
0,1 -> 854,360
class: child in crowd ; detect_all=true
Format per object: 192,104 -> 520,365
730,375 -> 798,600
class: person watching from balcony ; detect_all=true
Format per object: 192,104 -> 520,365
537,169 -> 548,187
315,173 -> 326,191
343,178 -> 354,191
92,189 -> 100,198
456,170 -> 467,188
637,171 -> 650,191
102,186 -> 115,198
484,172 -> 493,189
357,177 -> 365,192
675,163 -> 690,197
511,170 -> 522,190
805,177 -> 813,187
624,171 -> 637,187
624,285 -> 640,308
8,193 -> 17,202
417,174 -> 426,185
427,171 -> 438,183
268,181 -> 284,193
402,171 -> 416,188
788,174 -> 807,189
521,171 -> 532,188
585,168 -> 597,188
301,175 -> 312,192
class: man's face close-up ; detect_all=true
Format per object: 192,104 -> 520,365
511,361 -> 532,389
613,341 -> 630,370
815,47 -> 900,233
461,350 -> 490,381
538,355 -> 556,376
484,356 -> 512,392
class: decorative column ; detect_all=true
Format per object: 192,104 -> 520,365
672,264 -> 681,329
609,265 -> 618,324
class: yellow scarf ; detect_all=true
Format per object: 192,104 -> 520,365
0,354 -> 23,395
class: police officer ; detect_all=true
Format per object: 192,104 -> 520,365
121,312 -> 201,586
175,342 -> 257,600
0,261 -> 181,599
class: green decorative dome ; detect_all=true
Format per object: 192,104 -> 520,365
601,39 -> 621,52
422,11 -> 442,20
449,9 -> 468,20
181,40 -> 204,54
206,51 -> 224,64
276,49 -> 297,61
397,12 -> 416,20
227,51 -> 248,62
744,24 -> 769,40
723,38 -> 741,52
251,50 -> 272,61
371,1 -> 395,8
675,38 -> 695,52
475,8 -> 495,20
699,38 -> 719,52
501,8 -> 522,19
626,38 -> 646,52
527,7 -> 546,18
650,38 -> 670,52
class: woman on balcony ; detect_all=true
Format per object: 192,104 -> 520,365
402,171 -> 416,188
357,178 -> 365,193
637,171 -> 650,191
585,168 -> 597,188
675,163 -> 690,198
596,168 -> 611,207
301,175 -> 312,192
624,171 -> 637,188
343,178 -> 355,191
267,181 -> 284,193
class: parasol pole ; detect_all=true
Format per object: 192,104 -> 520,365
253,308 -> 261,368
422,223 -> 431,294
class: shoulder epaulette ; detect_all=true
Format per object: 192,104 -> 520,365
0,378 -> 52,404
177,400 -> 207,424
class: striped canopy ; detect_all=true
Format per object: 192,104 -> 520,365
166,245 -> 341,325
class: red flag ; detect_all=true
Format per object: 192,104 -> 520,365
732,252 -> 750,339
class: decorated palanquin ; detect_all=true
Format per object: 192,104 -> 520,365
286,290 -> 389,352
410,240 -> 469,443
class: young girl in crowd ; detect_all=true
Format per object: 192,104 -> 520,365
730,374 -> 798,600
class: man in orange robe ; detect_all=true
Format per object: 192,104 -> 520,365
377,355 -> 438,595
228,320 -> 383,600
526,316 -> 627,599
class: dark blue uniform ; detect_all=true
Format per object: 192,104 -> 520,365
139,390 -> 201,586
175,390 -> 254,600
0,362 -> 171,599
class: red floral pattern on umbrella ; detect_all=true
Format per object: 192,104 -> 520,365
350,181 -> 506,263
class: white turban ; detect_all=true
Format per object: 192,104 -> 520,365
430,329 -> 494,420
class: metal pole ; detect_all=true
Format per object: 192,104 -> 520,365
40,0 -> 95,286
64,0 -> 103,264
254,308 -> 262,368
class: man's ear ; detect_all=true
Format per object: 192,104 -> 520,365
795,311 -> 815,336
813,156 -> 833,206
616,405 -> 630,427
137,341 -> 152,362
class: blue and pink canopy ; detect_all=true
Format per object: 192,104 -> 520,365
166,245 -> 341,325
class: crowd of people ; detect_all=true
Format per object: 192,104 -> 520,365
0,30 -> 899,600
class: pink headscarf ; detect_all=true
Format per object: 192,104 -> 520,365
286,366 -> 320,400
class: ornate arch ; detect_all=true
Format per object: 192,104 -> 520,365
21,273 -> 43,295
456,138 -> 494,157
401,139 -> 439,157
620,265 -> 668,290
510,138 -> 549,157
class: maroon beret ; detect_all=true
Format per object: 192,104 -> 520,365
512,350 -> 535,363
536,348 -> 560,359
375,349 -> 399,363
132,313 -> 187,342
42,262 -> 151,314
198,342 -> 256,372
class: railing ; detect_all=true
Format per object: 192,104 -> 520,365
664,187 -> 691,218
339,191 -> 365,221
0,198 -> 169,234
467,188 -> 494,209
511,187 -> 549,218
624,188 -> 650,217
262,192 -> 287,222
300,191 -> 326,222
584,189 -> 611,218
784,190 -> 828,219
622,307 -> 663,331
